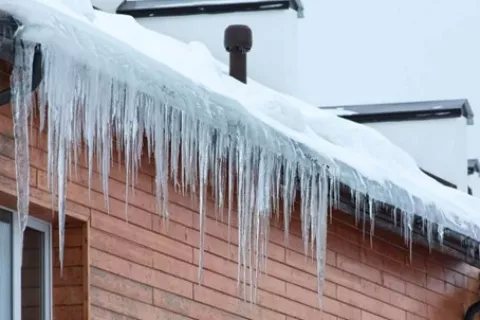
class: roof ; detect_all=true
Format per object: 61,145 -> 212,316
323,99 -> 474,125
2,0 -> 480,303
421,169 -> 457,189
116,0 -> 304,18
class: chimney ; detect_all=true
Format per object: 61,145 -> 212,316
224,25 -> 252,84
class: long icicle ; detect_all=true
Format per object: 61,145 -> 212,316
11,40 -> 35,263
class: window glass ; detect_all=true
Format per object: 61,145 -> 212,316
21,227 -> 45,320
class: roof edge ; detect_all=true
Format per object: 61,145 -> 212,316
421,169 -> 457,189
323,99 -> 474,125
462,99 -> 475,125
338,108 -> 463,123
116,0 -> 302,18
468,159 -> 480,176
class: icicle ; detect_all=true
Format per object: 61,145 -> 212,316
328,174 -> 333,224
226,135 -> 235,251
353,191 -> 361,226
253,150 -> 271,301
368,197 -> 374,248
236,138 -> 246,298
4,20 -> 400,309
426,220 -> 433,253
273,157 -> 282,220
403,213 -> 413,263
197,123 -> 210,284
437,225 -> 445,249
57,132 -> 67,274
282,161 -> 295,242
153,99 -> 168,223
361,197 -> 367,241
11,40 -> 35,262
299,166 -> 311,256
315,165 -> 329,308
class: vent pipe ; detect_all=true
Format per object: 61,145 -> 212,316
224,25 -> 252,84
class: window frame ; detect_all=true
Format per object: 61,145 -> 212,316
0,209 -> 13,320
8,206 -> 53,320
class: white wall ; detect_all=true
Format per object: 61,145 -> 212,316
468,174 -> 480,196
366,118 -> 468,191
92,0 -> 299,97
136,10 -> 299,96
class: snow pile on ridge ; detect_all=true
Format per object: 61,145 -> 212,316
2,0 -> 480,306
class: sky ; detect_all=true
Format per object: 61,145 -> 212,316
297,0 -> 480,159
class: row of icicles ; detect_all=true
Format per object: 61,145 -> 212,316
8,37 -> 443,309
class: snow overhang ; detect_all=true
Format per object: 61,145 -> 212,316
2,0 -> 480,303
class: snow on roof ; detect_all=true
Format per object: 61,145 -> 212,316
2,0 -> 480,305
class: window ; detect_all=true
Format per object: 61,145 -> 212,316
0,209 -> 12,319
0,208 -> 52,320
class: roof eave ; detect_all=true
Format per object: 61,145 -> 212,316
116,0 -> 303,18
324,99 -> 474,125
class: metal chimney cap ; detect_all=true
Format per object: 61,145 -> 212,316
224,25 -> 252,53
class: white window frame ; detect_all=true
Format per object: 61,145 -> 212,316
8,207 -> 53,320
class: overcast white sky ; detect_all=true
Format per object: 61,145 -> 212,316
297,0 -> 480,159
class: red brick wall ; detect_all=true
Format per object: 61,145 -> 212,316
52,216 -> 86,320
0,108 -> 479,320
87,192 -> 480,320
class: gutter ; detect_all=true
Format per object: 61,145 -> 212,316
291,0 -> 304,18
464,301 -> 480,320
0,12 -> 42,106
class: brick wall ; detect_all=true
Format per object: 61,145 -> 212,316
0,108 -> 479,320
52,216 -> 86,320
87,192 -> 480,320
